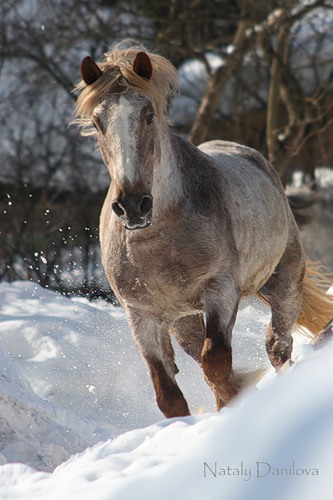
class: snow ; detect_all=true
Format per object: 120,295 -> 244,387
0,281 -> 332,498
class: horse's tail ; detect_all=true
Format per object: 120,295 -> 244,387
296,261 -> 333,336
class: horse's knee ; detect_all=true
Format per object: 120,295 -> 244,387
171,315 -> 205,364
147,357 -> 190,418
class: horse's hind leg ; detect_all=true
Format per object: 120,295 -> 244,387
201,276 -> 241,410
259,234 -> 305,369
127,309 -> 190,418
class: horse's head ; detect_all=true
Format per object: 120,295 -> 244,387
78,51 -> 173,230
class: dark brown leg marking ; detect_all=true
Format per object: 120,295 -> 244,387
201,338 -> 239,410
201,303 -> 240,410
147,357 -> 190,418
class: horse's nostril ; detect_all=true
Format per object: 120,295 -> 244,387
112,201 -> 125,217
140,195 -> 153,215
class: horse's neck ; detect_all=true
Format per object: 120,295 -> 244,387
152,127 -> 185,211
152,128 -> 213,213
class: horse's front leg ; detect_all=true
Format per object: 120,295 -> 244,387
201,278 -> 240,410
126,309 -> 190,418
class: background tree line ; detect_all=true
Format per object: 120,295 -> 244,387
1,0 -> 333,297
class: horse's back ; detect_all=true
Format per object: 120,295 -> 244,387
198,140 -> 287,220
199,140 -> 284,194
198,140 -> 294,295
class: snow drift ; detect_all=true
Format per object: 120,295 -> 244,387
0,281 -> 332,499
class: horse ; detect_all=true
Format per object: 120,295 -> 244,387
74,44 -> 333,418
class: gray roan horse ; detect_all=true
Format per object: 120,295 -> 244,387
74,45 -> 333,418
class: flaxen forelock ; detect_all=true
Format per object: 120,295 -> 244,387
74,44 -> 178,136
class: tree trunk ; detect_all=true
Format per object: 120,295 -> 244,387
266,25 -> 290,171
189,17 -> 252,146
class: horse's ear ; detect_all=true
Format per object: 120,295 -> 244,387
133,52 -> 152,80
80,56 -> 103,85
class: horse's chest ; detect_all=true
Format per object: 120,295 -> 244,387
105,236 -> 205,312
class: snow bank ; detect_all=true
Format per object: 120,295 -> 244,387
1,344 -> 333,499
0,281 -> 332,498
0,282 -> 270,441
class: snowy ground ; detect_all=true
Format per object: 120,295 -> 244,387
0,281 -> 332,499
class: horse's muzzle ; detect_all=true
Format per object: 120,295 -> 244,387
112,193 -> 153,230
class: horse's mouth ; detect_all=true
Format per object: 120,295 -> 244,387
123,221 -> 152,230
122,215 -> 152,231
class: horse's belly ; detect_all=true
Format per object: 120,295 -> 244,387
236,208 -> 289,297
239,253 -> 282,298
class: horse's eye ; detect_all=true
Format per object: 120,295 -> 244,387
146,113 -> 154,125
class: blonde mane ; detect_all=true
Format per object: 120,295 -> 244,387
74,43 -> 178,136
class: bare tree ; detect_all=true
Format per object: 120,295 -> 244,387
1,0 -> 333,294
259,0 -> 333,182
187,0 -> 333,174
